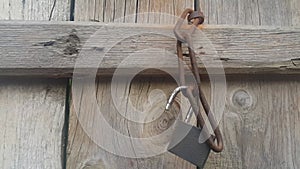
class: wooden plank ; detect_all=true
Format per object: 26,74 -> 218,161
67,77 -> 194,169
199,0 -> 300,26
0,0 -> 70,21
137,0 -> 194,24
103,0 -> 115,22
205,76 -> 300,169
67,75 -> 300,169
124,0 -> 138,23
108,0 -> 126,22
73,0 -> 300,26
136,0 -> 150,23
75,0 -> 133,23
291,0 -> 300,26
0,22 -> 299,76
74,0 -> 97,22
146,0 -> 163,24
0,78 -> 67,169
74,0 -> 193,23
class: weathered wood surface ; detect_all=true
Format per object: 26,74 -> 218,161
0,1 -> 298,169
74,0 -> 194,23
74,0 -> 300,26
0,1 -> 69,169
200,0 -> 300,26
0,22 -> 299,77
136,0 -> 194,24
206,76 -> 300,169
0,0 -> 70,21
67,77 -> 194,169
5,0 -> 299,25
67,76 -> 300,169
0,78 -> 67,169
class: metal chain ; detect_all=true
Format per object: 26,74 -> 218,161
173,6 -> 224,153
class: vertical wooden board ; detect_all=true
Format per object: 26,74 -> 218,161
205,77 -> 300,169
74,0 -> 194,23
94,0 -> 105,22
75,0 -> 129,23
174,0 -> 194,17
256,0 -> 292,26
137,0 -> 193,24
199,0 -> 297,26
85,0 -> 97,22
147,0 -> 163,24
0,78 -> 66,169
91,0 -> 98,21
291,0 -> 300,26
136,0 -> 150,23
0,0 -> 70,21
158,0 -> 176,24
200,0 -> 255,25
75,0 -> 105,22
104,0 -> 126,22
0,0 -> 22,20
113,0 -> 126,22
103,0 -> 114,22
199,0 -> 206,22
184,0 -> 194,10
73,0 -> 300,25
74,0 -> 91,21
173,0 -> 299,26
47,0 -> 71,21
124,0 -> 137,23
198,0 -> 220,24
236,0 -> 260,25
67,77 -> 196,169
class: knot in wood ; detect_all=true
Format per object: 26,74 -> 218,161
232,89 -> 252,110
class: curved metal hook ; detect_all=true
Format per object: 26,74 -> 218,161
172,8 -> 224,153
165,86 -> 188,110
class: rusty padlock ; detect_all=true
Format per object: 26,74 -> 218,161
166,86 -> 210,169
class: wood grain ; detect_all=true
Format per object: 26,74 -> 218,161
74,0 -> 96,22
75,0 -> 134,23
67,77 -> 194,169
74,0 -> 193,23
205,76 -> 300,169
0,0 -> 70,21
136,0 -> 150,23
291,0 -> 300,26
194,0 -> 300,26
73,0 -> 300,26
0,22 -> 299,77
0,78 -> 66,169
67,75 -> 300,169
124,0 -> 138,23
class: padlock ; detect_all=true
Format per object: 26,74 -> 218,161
166,86 -> 210,169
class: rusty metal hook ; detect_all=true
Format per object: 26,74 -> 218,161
172,8 -> 223,153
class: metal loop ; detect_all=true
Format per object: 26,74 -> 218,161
188,11 -> 204,25
165,86 -> 188,110
173,8 -> 194,43
171,8 -> 224,153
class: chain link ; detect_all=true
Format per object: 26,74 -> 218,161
173,8 -> 224,153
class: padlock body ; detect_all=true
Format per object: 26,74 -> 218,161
168,120 -> 211,168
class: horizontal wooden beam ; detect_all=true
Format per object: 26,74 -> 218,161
0,21 -> 299,77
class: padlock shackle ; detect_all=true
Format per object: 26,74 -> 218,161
184,106 -> 193,123
166,86 -> 188,111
